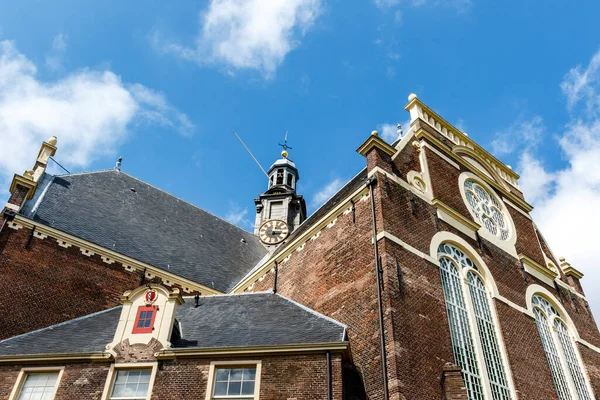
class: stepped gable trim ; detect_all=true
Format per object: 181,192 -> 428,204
8,214 -> 221,295
155,342 -> 349,360
405,96 -> 520,188
413,126 -> 533,214
229,174 -> 370,293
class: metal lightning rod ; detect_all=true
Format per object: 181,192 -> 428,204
232,130 -> 269,180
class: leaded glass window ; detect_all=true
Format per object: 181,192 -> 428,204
532,295 -> 592,400
463,179 -> 510,241
438,243 -> 513,400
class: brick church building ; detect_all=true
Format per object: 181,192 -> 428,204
0,94 -> 599,400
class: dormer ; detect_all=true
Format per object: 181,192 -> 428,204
107,284 -> 184,351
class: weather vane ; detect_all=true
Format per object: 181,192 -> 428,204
278,132 -> 292,158
279,131 -> 292,151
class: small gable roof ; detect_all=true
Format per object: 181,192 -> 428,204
0,293 -> 346,357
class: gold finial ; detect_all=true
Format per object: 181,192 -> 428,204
371,130 -> 379,136
48,136 -> 58,146
281,150 -> 288,158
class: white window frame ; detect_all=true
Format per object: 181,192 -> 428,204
101,362 -> 158,400
8,366 -> 64,400
458,172 -> 518,258
438,242 -> 517,400
205,360 -> 262,400
531,293 -> 595,400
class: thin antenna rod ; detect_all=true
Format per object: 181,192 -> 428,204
49,157 -> 71,174
233,130 -> 269,179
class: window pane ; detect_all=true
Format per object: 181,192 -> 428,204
533,306 -> 573,400
439,257 -> 485,400
110,369 -> 151,400
230,369 -> 243,381
243,368 -> 256,380
18,372 -> 60,400
213,367 -> 256,399
215,369 -> 229,381
555,319 -> 592,400
467,272 -> 512,400
241,381 -> 255,395
214,382 -> 228,395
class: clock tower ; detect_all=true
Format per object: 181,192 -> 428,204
254,149 -> 306,248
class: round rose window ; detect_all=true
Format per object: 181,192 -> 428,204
464,179 -> 510,241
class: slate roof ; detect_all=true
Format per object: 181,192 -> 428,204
0,307 -> 121,356
172,293 -> 346,349
0,293 -> 346,356
20,170 -> 268,292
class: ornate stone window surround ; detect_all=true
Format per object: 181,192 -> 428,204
436,241 -> 517,400
8,366 -> 64,400
205,360 -> 262,400
101,362 -> 158,400
458,172 -> 518,258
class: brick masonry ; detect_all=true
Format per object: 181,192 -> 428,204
0,349 -> 342,400
0,224 -> 196,340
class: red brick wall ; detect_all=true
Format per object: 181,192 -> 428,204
0,353 -> 342,400
0,225 -> 139,339
248,191 -> 384,399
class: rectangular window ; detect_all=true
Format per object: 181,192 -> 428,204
109,369 -> 152,400
16,372 -> 60,400
206,361 -> 261,400
132,306 -> 157,334
9,368 -> 63,400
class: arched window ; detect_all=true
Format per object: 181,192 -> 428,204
438,243 -> 513,400
532,295 -> 593,400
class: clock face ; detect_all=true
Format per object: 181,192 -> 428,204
259,219 -> 290,245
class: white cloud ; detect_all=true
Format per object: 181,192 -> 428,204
490,115 -> 545,156
45,34 -> 67,72
312,177 -> 344,208
155,0 -> 322,77
517,49 -> 600,319
224,203 -> 253,229
0,40 -> 194,193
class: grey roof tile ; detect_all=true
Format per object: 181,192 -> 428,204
172,293 -> 346,349
0,294 -> 345,356
0,307 -> 120,356
21,170 -> 268,292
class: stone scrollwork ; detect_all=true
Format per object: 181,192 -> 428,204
407,171 -> 427,194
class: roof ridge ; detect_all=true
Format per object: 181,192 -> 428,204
275,293 -> 347,331
0,306 -> 122,345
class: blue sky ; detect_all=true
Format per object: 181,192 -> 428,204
2,1 -> 600,315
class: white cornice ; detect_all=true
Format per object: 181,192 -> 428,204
155,342 -> 349,359
10,215 -> 221,295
